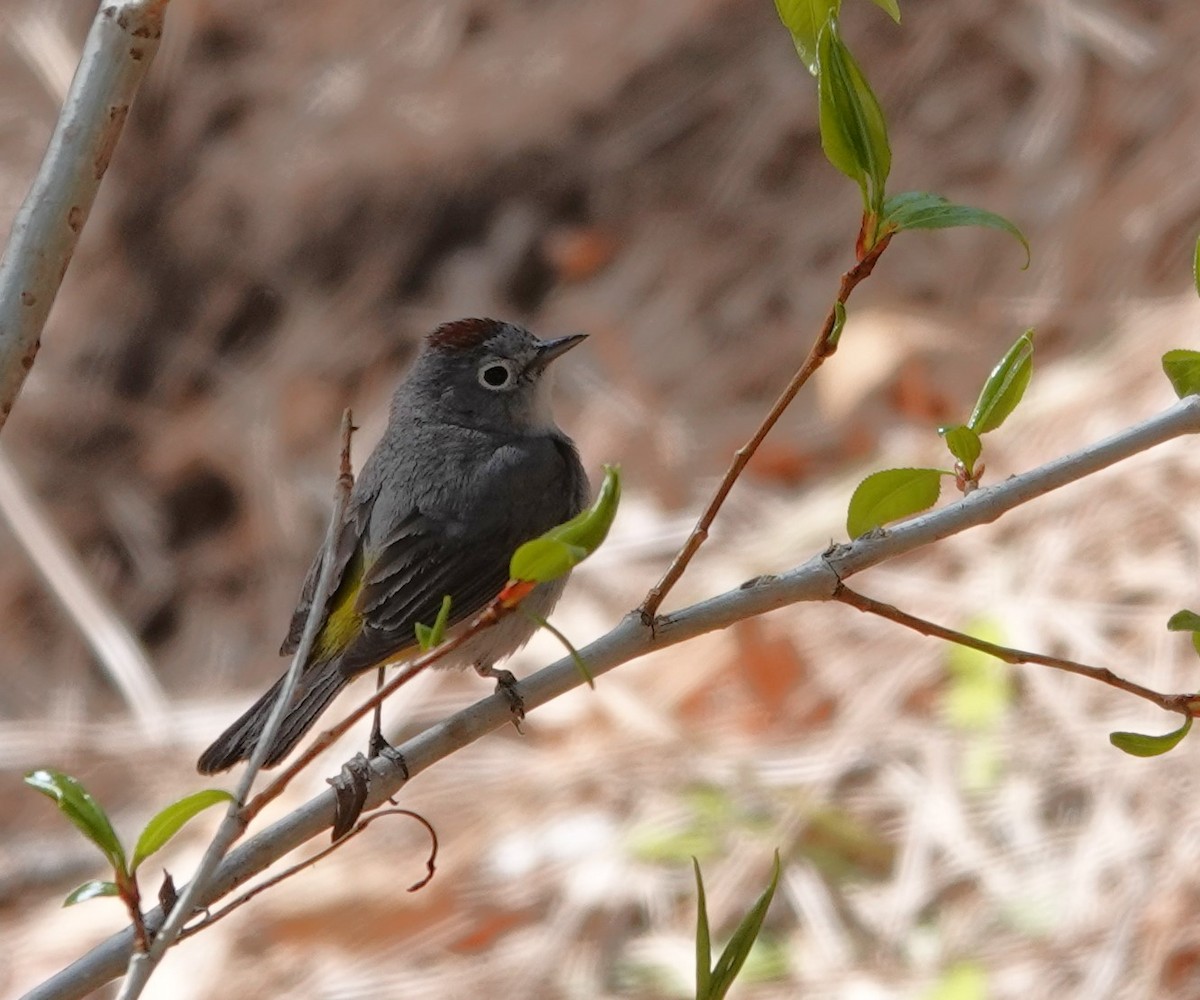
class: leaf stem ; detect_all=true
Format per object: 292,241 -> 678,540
638,231 -> 892,622
834,583 -> 1200,715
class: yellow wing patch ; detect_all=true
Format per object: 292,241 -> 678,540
314,548 -> 366,660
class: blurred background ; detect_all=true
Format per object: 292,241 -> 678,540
4,0 -> 1200,997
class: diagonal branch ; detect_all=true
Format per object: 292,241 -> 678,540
0,0 -> 167,431
833,583 -> 1200,716
637,229 -> 892,621
179,807 -> 438,937
24,394 -> 1200,1000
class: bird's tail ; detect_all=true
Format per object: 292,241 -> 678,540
196,667 -> 350,775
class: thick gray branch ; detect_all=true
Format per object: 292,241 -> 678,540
0,0 -> 165,430
24,395 -> 1200,1000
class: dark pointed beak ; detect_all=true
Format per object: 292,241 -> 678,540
530,332 -> 587,371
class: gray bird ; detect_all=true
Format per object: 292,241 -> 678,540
197,318 -> 589,774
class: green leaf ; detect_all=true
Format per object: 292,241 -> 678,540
938,424 -> 981,474
1194,234 -> 1200,299
1167,610 -> 1200,658
967,330 -> 1034,434
64,879 -> 120,907
847,467 -> 944,538
25,770 -> 127,873
881,191 -> 1030,268
773,0 -> 839,75
705,851 -> 782,1000
1109,714 -> 1192,758
415,594 -> 453,652
1168,610 -> 1200,632
693,858 -> 713,1000
508,538 -> 588,585
1162,349 -> 1200,399
829,301 -> 847,349
510,465 -> 621,583
131,789 -> 235,871
1166,605 -> 1200,657
774,2 -> 900,74
816,17 -> 890,214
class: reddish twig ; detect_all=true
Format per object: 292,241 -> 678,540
834,582 -> 1200,717
179,807 -> 438,939
115,874 -> 149,954
638,230 -> 893,623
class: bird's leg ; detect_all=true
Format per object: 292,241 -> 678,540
475,661 -> 525,731
368,666 -> 388,756
368,665 -> 408,780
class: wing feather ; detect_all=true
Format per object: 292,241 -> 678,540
278,492 -> 376,656
332,511 -> 512,677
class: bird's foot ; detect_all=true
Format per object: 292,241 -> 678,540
328,753 -> 372,842
475,663 -> 526,732
374,740 -> 409,782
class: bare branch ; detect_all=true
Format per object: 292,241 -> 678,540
181,807 -> 438,936
637,231 -> 892,621
834,583 -> 1200,716
0,0 -> 167,431
25,394 -> 1200,1000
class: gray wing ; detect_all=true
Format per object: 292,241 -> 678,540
328,509 -> 516,677
280,432 -> 587,676
333,434 -> 588,678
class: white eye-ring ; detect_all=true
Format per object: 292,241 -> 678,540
477,359 -> 517,390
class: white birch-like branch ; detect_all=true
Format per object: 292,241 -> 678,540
0,0 -> 166,430
0,0 -> 167,728
24,393 -> 1200,1000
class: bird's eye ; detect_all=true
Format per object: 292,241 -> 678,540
478,360 -> 516,390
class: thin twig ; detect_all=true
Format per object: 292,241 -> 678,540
179,807 -> 438,938
638,231 -> 892,622
833,583 -> 1200,716
24,395 -> 1200,1000
115,411 -> 357,1000
116,874 -> 148,955
0,0 -> 167,431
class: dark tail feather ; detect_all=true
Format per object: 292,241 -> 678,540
197,668 -> 350,775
